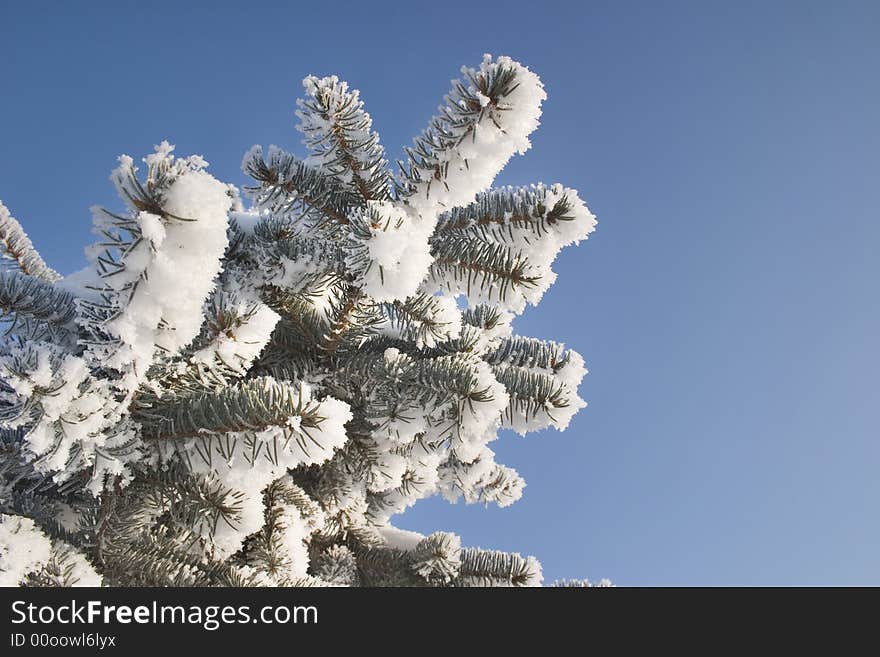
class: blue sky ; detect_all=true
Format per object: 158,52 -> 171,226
2,1 -> 878,585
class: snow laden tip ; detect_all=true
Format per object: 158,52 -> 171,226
401,54 -> 547,218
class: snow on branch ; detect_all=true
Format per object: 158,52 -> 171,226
399,54 -> 546,219
345,201 -> 434,302
242,144 -> 357,225
431,184 -> 597,313
297,75 -> 392,202
80,142 -> 232,392
0,513 -> 101,586
0,201 -> 60,283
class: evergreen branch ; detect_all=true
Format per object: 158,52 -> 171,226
375,293 -> 457,347
134,377 -> 325,441
139,463 -> 246,544
0,430 -> 90,527
22,542 -> 99,587
0,270 -> 78,342
80,478 -> 161,571
0,201 -> 60,282
338,348 -> 494,414
145,359 -> 239,398
456,547 -> 541,586
80,473 -> 255,587
310,543 -> 360,585
413,328 -> 483,358
297,75 -> 392,202
259,288 -> 325,348
252,312 -> 323,381
485,335 -> 570,373
351,532 -> 463,586
254,275 -> 343,375
108,152 -> 200,222
253,217 -> 349,274
440,453 -> 524,508
491,364 -> 571,423
434,184 -> 578,239
398,57 -> 526,198
251,222 -> 349,295
409,531 -> 461,584
461,304 -> 507,332
331,333 -> 412,374
320,286 -> 383,360
0,56 -> 597,588
242,145 -> 357,226
411,357 -> 497,406
100,528 -> 239,586
551,578 -> 613,587
188,295 -> 263,355
350,544 -> 424,587
429,235 -> 539,301
0,429 -> 44,507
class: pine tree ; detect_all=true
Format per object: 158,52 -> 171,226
0,55 -> 601,587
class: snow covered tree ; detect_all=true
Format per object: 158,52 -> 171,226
0,55 -> 599,587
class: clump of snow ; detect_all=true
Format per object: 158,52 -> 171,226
429,295 -> 463,345
273,505 -> 313,582
88,144 -> 232,393
137,212 -> 165,244
556,347 -> 589,390
377,525 -> 425,551
107,174 -> 230,378
0,514 -> 52,586
347,201 -> 433,302
143,140 -> 176,167
522,556 -> 544,587
191,297 -> 280,374
0,519 -> 100,586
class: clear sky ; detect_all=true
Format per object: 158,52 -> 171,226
2,1 -> 878,585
